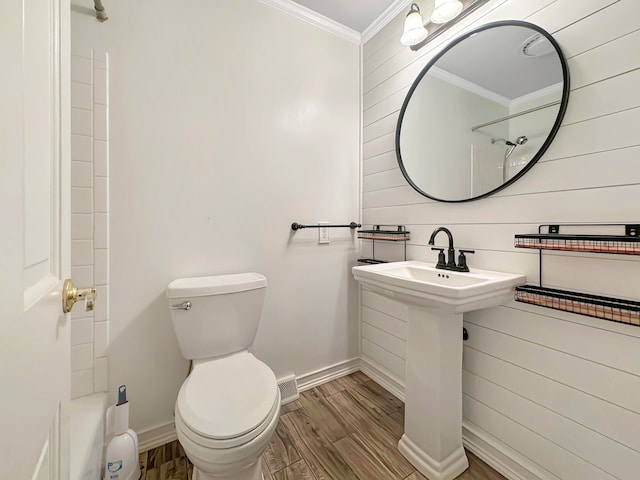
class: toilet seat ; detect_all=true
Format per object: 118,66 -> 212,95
176,352 -> 279,449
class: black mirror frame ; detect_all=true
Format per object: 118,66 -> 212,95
395,20 -> 571,203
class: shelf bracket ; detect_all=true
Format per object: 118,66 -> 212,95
625,224 -> 640,237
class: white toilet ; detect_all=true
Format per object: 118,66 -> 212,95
166,273 -> 280,480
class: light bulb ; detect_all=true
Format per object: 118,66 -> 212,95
431,0 -> 463,24
401,4 -> 428,46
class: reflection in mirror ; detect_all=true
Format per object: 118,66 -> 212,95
397,21 -> 569,202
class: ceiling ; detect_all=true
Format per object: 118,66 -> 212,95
290,0 -> 400,33
436,25 -> 563,100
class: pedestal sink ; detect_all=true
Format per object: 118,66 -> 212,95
352,261 -> 525,480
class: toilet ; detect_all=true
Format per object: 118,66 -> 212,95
166,273 -> 280,480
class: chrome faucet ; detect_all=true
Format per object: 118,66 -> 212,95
428,227 -> 474,272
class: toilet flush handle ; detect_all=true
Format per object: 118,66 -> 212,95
170,301 -> 192,311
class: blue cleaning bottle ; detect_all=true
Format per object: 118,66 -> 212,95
104,386 -> 141,480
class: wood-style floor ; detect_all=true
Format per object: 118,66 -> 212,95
139,372 -> 505,480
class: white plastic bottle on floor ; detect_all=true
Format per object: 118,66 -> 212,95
104,385 -> 141,480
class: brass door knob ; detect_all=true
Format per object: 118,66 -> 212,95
62,279 -> 97,314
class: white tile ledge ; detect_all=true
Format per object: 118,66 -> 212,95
70,393 -> 108,480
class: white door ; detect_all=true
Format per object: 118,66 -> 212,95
0,0 -> 72,478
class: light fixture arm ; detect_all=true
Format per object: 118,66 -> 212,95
403,0 -> 491,51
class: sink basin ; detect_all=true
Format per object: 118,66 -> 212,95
352,260 -> 526,313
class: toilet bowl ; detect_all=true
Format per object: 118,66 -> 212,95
167,273 -> 280,480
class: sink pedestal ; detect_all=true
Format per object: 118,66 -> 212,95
351,261 -> 526,480
398,306 -> 468,480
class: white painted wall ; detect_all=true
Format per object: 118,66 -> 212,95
361,0 -> 640,478
71,0 -> 360,434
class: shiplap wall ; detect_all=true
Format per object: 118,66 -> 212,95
360,0 -> 640,478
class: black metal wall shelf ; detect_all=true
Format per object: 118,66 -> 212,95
515,285 -> 640,326
514,223 -> 640,327
515,223 -> 640,255
357,225 -> 409,264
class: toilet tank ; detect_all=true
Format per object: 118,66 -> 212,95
166,273 -> 267,360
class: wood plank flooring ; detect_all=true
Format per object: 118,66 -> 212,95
139,439 -> 192,480
139,372 -> 505,480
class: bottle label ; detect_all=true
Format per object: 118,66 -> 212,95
107,460 -> 123,475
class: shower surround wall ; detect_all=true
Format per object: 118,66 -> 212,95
361,0 -> 640,478
70,48 -> 110,398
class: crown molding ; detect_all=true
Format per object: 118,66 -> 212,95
362,0 -> 413,44
510,82 -> 563,108
431,67 -> 563,110
430,66 -> 511,107
258,0 -> 361,45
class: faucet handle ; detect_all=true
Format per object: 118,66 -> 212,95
457,249 -> 475,272
431,247 -> 446,268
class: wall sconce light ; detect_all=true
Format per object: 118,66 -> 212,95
400,4 -> 429,46
431,0 -> 463,24
400,0 -> 490,50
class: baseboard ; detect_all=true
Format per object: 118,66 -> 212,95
137,358 -> 360,451
137,422 -> 177,453
296,357 -> 361,392
360,356 -> 405,401
463,421 -> 554,480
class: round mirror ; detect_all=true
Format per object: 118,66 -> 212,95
396,20 -> 570,202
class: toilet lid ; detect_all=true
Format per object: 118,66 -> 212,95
177,352 -> 278,440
